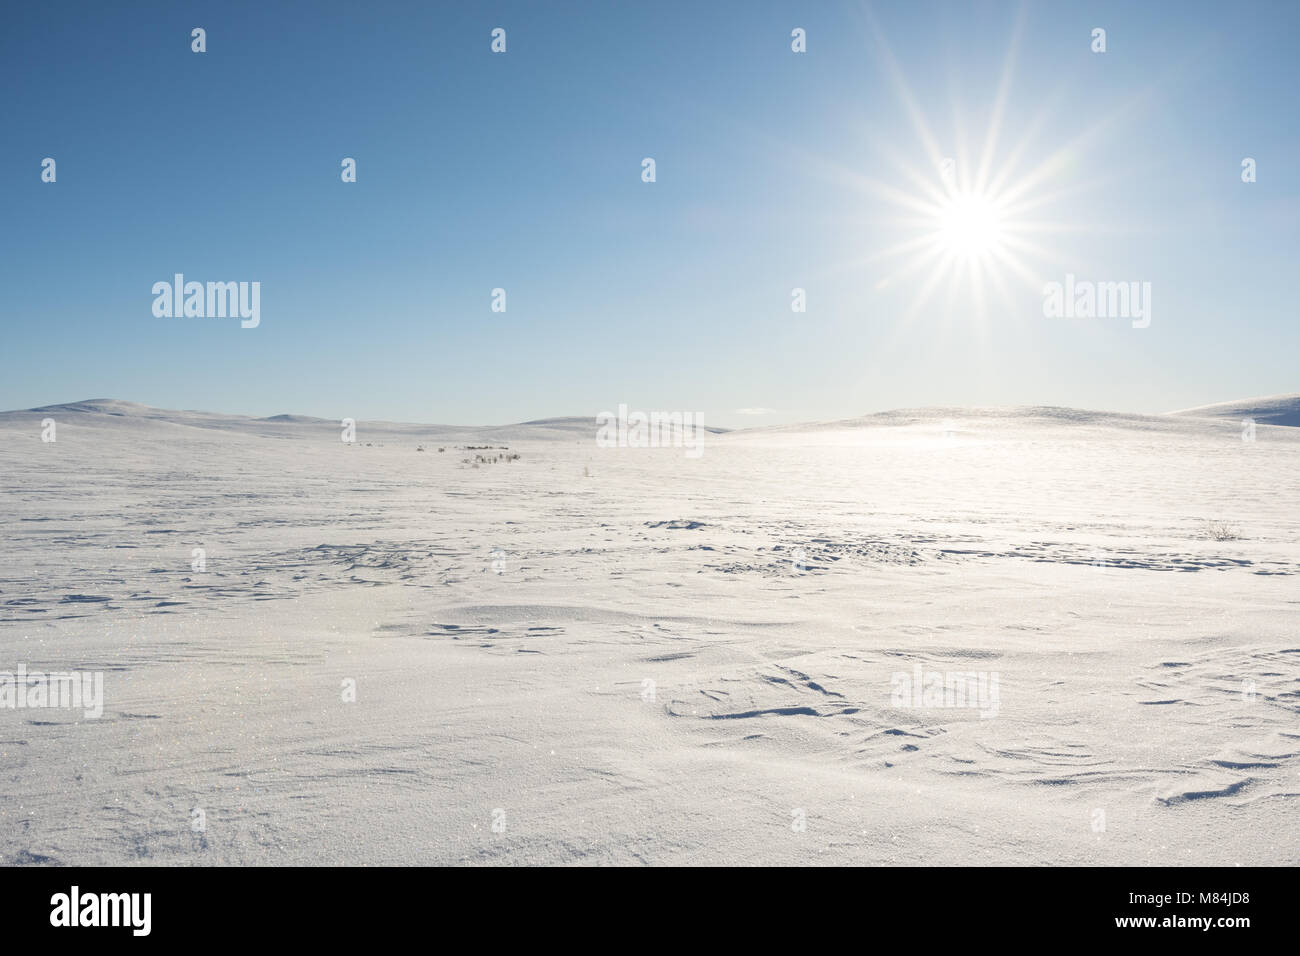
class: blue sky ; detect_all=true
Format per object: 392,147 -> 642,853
2,0 -> 1295,426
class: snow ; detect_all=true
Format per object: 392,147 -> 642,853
1171,392 -> 1300,427
1,399 -> 1297,864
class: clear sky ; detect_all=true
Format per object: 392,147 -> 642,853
2,0 -> 1295,426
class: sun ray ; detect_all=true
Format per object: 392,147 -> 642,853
766,4 -> 1154,334
973,3 -> 1028,196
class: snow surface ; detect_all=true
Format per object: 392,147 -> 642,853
1,399 -> 1297,865
1171,392 -> 1300,427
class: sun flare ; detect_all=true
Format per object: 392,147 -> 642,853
784,11 -> 1126,333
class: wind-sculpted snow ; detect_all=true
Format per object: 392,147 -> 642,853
0,400 -> 1297,864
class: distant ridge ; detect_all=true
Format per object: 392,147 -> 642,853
1170,393 -> 1300,427
731,404 -> 1222,436
0,399 -> 622,442
6,394 -> 1299,436
5,401 -> 733,438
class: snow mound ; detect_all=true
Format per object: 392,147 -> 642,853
1170,393 -> 1300,427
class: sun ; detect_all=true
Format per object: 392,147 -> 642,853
779,9 -> 1128,332
858,169 -> 1040,326
937,191 -> 1006,259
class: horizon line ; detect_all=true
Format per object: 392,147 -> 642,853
4,393 -> 1296,432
